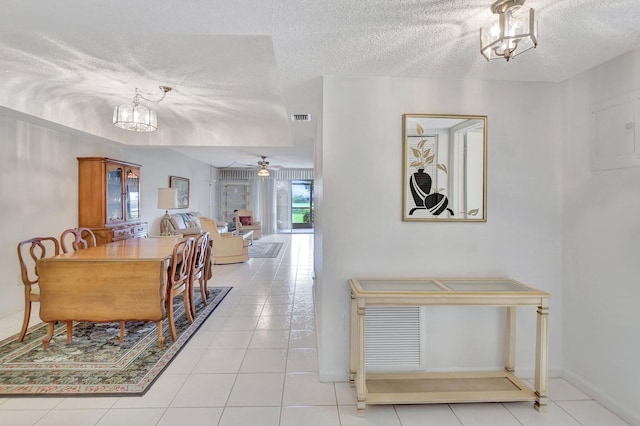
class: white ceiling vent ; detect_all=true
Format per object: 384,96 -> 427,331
291,113 -> 311,122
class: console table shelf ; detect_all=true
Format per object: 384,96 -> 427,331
349,278 -> 550,416
365,370 -> 535,405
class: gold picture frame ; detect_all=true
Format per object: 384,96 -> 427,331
169,176 -> 190,209
402,114 -> 487,222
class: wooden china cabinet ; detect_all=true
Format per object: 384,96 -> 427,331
78,157 -> 148,245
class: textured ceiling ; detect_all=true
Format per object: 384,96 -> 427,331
1,0 -> 640,168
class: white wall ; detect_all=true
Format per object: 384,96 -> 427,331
316,76 -> 564,381
561,48 -> 640,425
0,113 -> 212,319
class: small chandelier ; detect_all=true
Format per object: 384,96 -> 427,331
480,0 -> 537,62
113,86 -> 172,132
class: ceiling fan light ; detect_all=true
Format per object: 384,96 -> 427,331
257,167 -> 270,177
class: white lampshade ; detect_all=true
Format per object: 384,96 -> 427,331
157,188 -> 178,210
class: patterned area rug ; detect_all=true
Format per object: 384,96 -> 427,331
249,241 -> 283,258
0,287 -> 231,396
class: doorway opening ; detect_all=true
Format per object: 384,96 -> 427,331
292,180 -> 313,230
277,180 -> 314,233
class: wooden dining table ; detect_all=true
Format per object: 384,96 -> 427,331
37,236 -> 184,349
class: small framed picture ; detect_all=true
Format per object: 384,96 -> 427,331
169,176 -> 190,208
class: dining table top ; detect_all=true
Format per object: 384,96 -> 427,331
44,236 -> 185,262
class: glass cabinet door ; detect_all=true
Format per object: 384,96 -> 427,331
125,167 -> 140,221
106,164 -> 124,223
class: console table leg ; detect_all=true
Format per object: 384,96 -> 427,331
534,303 -> 549,411
504,307 -> 516,372
356,300 -> 367,415
349,293 -> 357,386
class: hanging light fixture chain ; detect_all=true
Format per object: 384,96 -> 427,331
136,85 -> 172,105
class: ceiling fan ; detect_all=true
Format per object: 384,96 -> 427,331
223,155 -> 283,175
256,155 -> 282,176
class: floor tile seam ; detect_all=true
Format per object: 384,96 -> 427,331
547,400 -> 586,425
445,403 -> 466,426
164,372 -> 231,412
500,402 -> 533,425
76,406 -> 112,425
174,338 -> 213,369
554,399 -> 620,425
219,405 -> 282,426
389,404 -> 407,426
281,404 -> 340,408
0,406 -> 52,417
549,394 -> 593,402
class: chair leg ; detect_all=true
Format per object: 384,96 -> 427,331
118,321 -> 125,344
42,323 -> 55,349
190,283 -> 197,320
183,289 -> 193,324
66,321 -> 73,343
200,276 -> 208,306
167,296 -> 178,342
17,300 -> 31,342
157,321 -> 165,348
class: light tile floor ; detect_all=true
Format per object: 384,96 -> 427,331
0,234 -> 630,425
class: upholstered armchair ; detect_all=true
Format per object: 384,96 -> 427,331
200,217 -> 250,264
234,209 -> 262,239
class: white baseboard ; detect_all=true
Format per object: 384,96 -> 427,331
515,366 -> 563,379
563,368 -> 639,425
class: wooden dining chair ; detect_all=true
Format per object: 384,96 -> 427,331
166,237 -> 195,343
189,232 -> 211,318
17,237 -> 72,343
60,227 -> 97,253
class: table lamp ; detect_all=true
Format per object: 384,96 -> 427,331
157,188 -> 179,235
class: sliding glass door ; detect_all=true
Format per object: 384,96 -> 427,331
292,180 -> 313,229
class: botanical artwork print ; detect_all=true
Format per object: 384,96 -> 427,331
407,124 -> 453,217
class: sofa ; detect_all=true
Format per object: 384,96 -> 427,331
160,212 -> 203,236
200,217 -> 250,264
161,212 -> 228,236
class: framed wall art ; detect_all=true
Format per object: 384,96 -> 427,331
169,176 -> 190,209
402,114 -> 487,222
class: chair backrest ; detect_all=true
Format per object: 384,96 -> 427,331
235,209 -> 254,226
17,237 -> 60,287
60,227 -> 97,253
169,237 -> 195,286
191,232 -> 210,276
200,217 -> 222,241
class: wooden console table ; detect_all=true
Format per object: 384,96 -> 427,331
349,278 -> 550,415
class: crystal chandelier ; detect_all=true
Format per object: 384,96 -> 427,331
480,0 -> 537,61
113,86 -> 172,132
